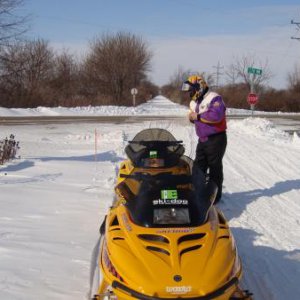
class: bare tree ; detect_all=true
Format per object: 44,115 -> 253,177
0,39 -> 54,107
229,55 -> 272,92
287,63 -> 300,92
84,32 -> 152,104
0,0 -> 29,45
224,63 -> 239,85
168,66 -> 192,88
50,50 -> 81,105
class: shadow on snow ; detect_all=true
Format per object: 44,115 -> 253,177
34,150 -> 125,163
219,179 -> 300,298
221,179 -> 300,220
0,160 -> 35,173
232,227 -> 300,299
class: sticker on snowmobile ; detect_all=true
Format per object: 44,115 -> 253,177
121,213 -> 132,231
161,189 -> 178,200
149,150 -> 158,158
156,228 -> 195,234
153,199 -> 188,205
166,286 -> 192,294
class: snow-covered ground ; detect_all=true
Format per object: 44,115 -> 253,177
0,96 -> 300,300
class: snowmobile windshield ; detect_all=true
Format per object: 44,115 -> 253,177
125,128 -> 185,168
123,168 -> 216,227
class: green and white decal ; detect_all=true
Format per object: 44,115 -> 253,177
149,150 -> 158,158
161,189 -> 178,200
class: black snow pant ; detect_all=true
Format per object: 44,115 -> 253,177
193,132 -> 227,203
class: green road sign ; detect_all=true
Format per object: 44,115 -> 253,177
247,67 -> 262,75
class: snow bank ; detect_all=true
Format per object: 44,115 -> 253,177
2,95 -> 299,117
228,117 -> 300,147
0,96 -> 189,117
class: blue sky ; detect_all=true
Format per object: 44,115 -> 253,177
22,0 -> 300,88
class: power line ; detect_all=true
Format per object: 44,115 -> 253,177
212,61 -> 224,88
291,19 -> 300,41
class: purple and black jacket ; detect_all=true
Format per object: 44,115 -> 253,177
193,91 -> 227,142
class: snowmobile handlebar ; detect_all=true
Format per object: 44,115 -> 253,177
128,140 -> 183,146
120,172 -> 192,184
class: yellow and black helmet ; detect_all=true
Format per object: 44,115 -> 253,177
181,74 -> 209,100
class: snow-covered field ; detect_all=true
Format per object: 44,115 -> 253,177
1,97 -> 300,300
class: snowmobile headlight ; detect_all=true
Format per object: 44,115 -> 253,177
154,208 -> 190,225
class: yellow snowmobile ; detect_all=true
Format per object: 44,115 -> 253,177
92,129 -> 252,300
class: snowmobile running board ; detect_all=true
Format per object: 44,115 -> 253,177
229,290 -> 253,299
91,291 -> 116,300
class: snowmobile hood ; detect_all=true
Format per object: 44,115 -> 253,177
100,205 -> 241,298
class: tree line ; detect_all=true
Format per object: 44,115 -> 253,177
162,57 -> 300,112
0,1 -> 159,108
0,34 -> 159,108
0,0 -> 299,112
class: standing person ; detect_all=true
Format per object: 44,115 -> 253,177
182,75 -> 227,203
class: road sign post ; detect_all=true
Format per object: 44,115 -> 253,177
247,93 -> 259,116
247,66 -> 262,93
247,93 -> 258,105
131,88 -> 138,107
247,67 -> 262,76
247,66 -> 262,115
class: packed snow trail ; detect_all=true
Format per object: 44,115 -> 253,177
90,118 -> 300,300
0,117 -> 299,300
220,118 -> 300,299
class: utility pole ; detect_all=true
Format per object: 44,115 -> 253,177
212,61 -> 224,88
291,19 -> 300,40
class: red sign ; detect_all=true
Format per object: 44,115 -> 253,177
247,93 -> 258,105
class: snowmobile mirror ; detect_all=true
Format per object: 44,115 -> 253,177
115,181 -> 135,201
181,82 -> 191,92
